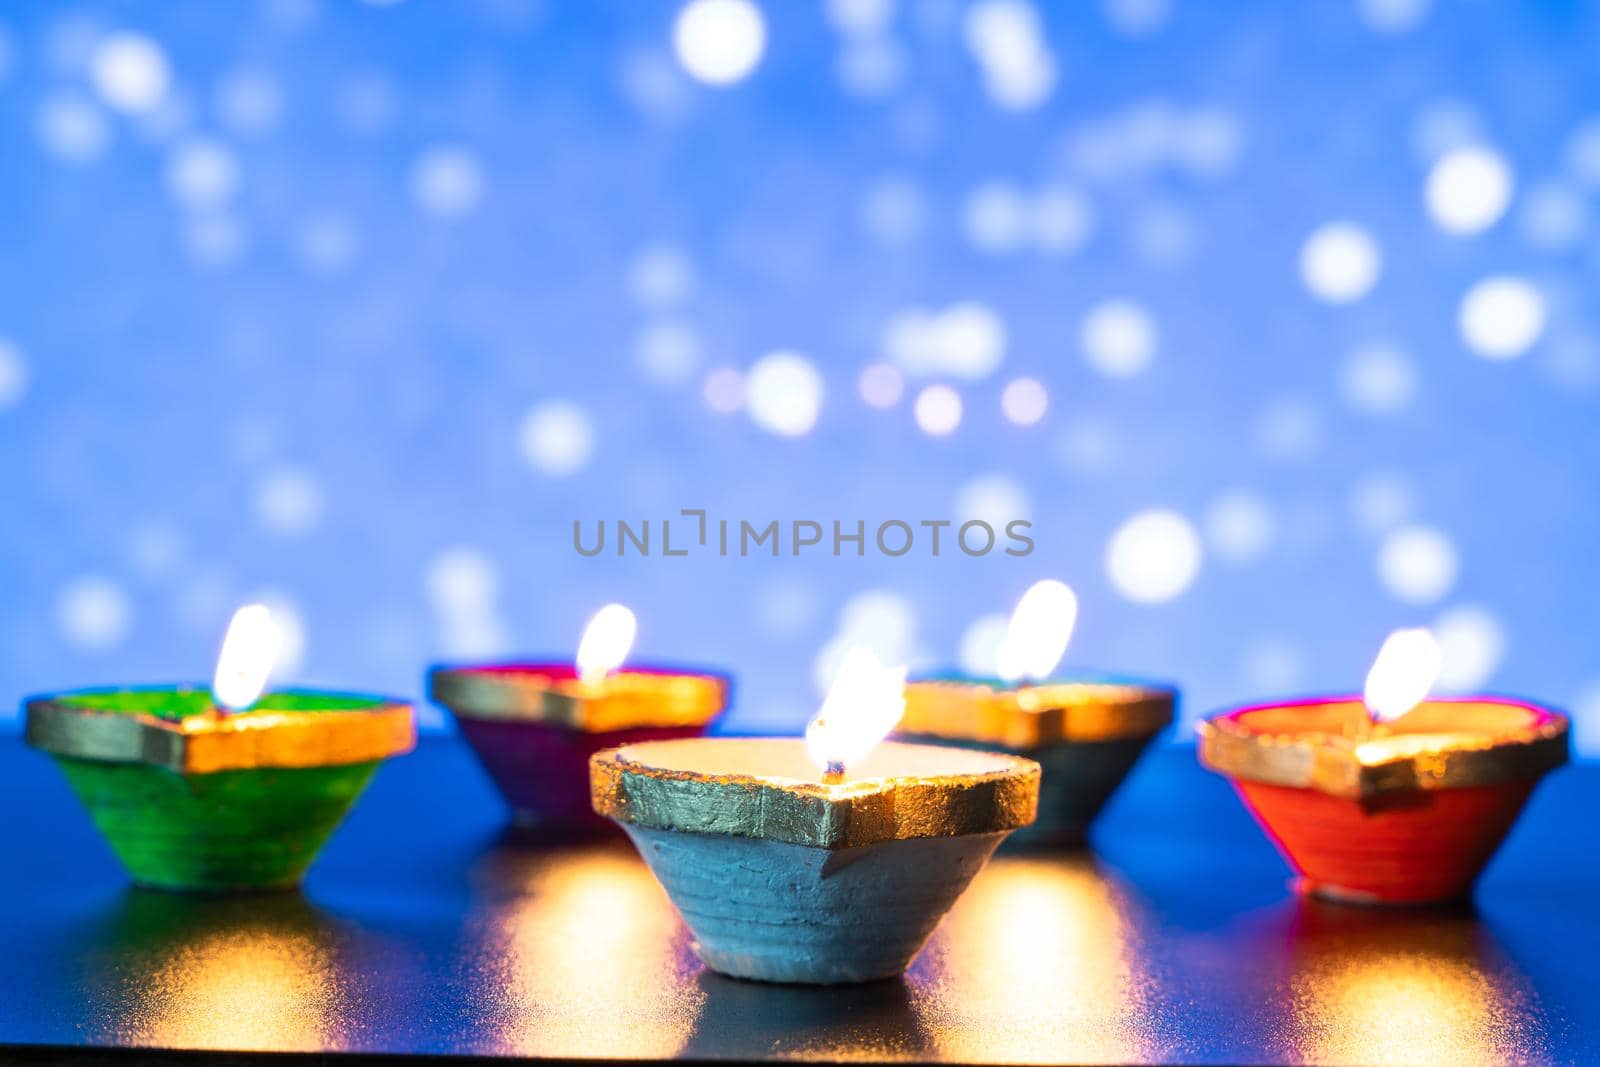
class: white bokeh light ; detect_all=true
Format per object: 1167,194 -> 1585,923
1032,185 -> 1094,255
1081,299 -> 1157,378
1358,0 -> 1432,34
914,384 -> 963,436
1106,509 -> 1203,604
628,245 -> 695,309
37,94 -> 109,163
1433,604 -> 1506,692
1425,146 -> 1513,235
858,362 -> 905,409
956,473 -> 1030,528
673,0 -> 766,86
836,38 -> 904,99
885,303 -> 1006,381
217,69 -> 283,136
959,614 -> 1010,676
635,320 -> 703,386
963,0 -> 1057,110
702,366 -> 745,413
746,351 -> 823,437
1459,276 -> 1546,360
1378,524 -> 1459,604
252,467 -> 324,536
812,588 -> 918,695
1340,342 -> 1417,415
1000,377 -> 1048,426
964,182 -> 1030,255
410,146 -> 484,218
0,338 -> 28,411
91,33 -> 171,115
1299,222 -> 1381,304
1350,472 -> 1416,536
1204,489 -> 1275,565
425,546 -> 499,617
56,576 -> 132,651
166,138 -> 241,211
519,400 -> 596,476
825,0 -> 894,36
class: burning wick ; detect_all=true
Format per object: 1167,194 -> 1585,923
212,604 -> 281,713
806,644 -> 907,784
1363,627 -> 1444,724
576,603 -> 637,685
995,579 -> 1078,684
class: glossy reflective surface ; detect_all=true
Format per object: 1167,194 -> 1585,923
2,736 -> 1595,1064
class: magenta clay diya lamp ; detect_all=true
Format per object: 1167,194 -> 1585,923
429,604 -> 729,833
592,645 -> 1040,985
1200,628 -> 1569,906
25,605 -> 414,893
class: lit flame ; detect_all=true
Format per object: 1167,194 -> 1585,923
212,604 -> 281,712
805,644 -> 907,779
576,603 -> 637,684
996,579 -> 1078,683
1363,627 -> 1443,723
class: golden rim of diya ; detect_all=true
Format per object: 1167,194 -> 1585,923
25,692 -> 416,774
900,678 -> 1176,749
591,739 -> 1041,850
429,665 -> 727,733
1197,697 -> 1569,800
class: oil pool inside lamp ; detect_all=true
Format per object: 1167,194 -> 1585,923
898,580 -> 1175,846
1199,626 -> 1569,906
428,604 -> 729,833
25,605 -> 414,892
592,644 -> 1040,984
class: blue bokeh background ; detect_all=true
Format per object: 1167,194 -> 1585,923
1,0 -> 1597,751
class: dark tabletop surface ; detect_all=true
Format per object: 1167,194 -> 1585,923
1,733 -> 1597,1065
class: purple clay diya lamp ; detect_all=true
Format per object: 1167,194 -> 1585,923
1200,627 -> 1569,906
430,604 -> 729,834
897,580 -> 1174,847
592,645 -> 1041,985
25,605 -> 415,893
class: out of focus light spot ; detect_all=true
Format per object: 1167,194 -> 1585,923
1174,109 -> 1244,178
1459,276 -> 1546,359
410,146 -> 484,218
825,0 -> 894,36
1349,472 -> 1416,536
1433,604 -> 1505,692
1300,222 -> 1381,304
253,467 -> 324,536
859,362 -> 905,408
1378,524 -> 1458,604
618,49 -> 694,122
635,320 -> 703,386
1204,490 -> 1275,565
1000,377 -> 1048,425
860,176 -> 925,245
1081,299 -> 1156,378
914,384 -> 963,436
1519,182 -> 1588,250
628,245 -> 695,309
702,366 -> 745,413
886,303 -> 1006,380
0,338 -> 28,411
216,70 -> 283,136
91,32 -> 171,115
1564,118 -> 1600,188
1102,0 -> 1171,36
956,473 -> 1030,528
1340,342 -> 1416,415
673,0 -> 766,86
56,576 -> 132,651
1358,0 -> 1432,35
166,138 -> 240,210
37,94 -> 109,163
519,401 -> 596,476
965,182 -> 1030,254
837,38 -> 904,98
959,614 -> 1009,676
813,589 -> 918,694
1425,146 -> 1512,235
746,351 -> 823,436
1255,399 -> 1320,461
963,0 -> 1057,111
1106,509 -> 1202,604
1032,185 -> 1094,255
425,546 -> 498,617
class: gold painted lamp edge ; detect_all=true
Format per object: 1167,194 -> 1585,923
428,666 -> 728,731
901,679 -> 1176,747
590,745 -> 1042,849
25,696 -> 417,773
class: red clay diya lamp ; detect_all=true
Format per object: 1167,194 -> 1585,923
898,580 -> 1174,846
592,645 -> 1041,984
25,605 -> 415,893
1199,627 -> 1569,906
429,604 -> 729,833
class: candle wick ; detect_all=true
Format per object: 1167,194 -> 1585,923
823,760 -> 846,785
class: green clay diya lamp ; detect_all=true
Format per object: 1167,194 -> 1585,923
897,581 -> 1175,846
24,605 -> 415,893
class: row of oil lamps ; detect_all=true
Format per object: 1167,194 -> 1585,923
22,582 -> 1570,985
